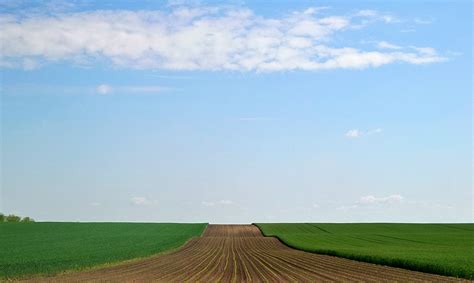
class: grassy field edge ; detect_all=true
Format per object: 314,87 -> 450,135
19,230 -> 207,281
0,222 -> 208,280
254,223 -> 472,280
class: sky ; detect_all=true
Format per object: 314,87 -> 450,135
0,0 -> 472,223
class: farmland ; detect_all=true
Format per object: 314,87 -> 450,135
28,225 -> 463,282
0,222 -> 206,279
256,223 -> 474,279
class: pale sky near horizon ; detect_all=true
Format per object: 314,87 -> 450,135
1,0 -> 472,223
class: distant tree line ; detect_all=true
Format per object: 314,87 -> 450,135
0,213 -> 35,223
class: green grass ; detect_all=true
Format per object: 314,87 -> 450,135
256,223 -> 474,279
0,222 -> 207,279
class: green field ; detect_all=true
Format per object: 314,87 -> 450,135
256,223 -> 474,279
0,222 -> 207,279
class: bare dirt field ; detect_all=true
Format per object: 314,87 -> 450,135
26,225 -> 466,282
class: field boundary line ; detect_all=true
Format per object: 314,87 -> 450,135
16,224 -> 209,281
252,223 -> 471,280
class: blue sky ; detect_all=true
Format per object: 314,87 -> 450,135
1,0 -> 472,223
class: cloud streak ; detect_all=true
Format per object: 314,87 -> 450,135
95,84 -> 168,95
345,129 -> 362,139
377,41 -> 402,50
96,84 -> 112,95
337,194 -> 403,211
358,194 -> 403,205
345,128 -> 382,139
130,197 -> 157,206
201,200 -> 234,207
1,6 -> 446,71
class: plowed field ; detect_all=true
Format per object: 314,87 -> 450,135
26,225 -> 467,282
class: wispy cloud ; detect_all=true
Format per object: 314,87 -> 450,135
345,129 -> 362,139
377,41 -> 402,50
3,83 -> 169,97
337,194 -> 403,211
414,17 -> 434,25
1,5 -> 446,71
410,47 -> 437,56
358,194 -> 403,205
354,9 -> 399,24
345,128 -> 382,139
130,197 -> 157,206
355,10 -> 379,17
96,84 -> 112,95
95,84 -> 169,95
336,194 -> 454,214
201,199 -> 234,207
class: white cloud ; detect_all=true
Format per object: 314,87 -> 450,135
358,194 -> 403,205
95,84 -> 167,95
96,84 -> 112,95
346,128 -> 382,139
337,194 -> 403,211
302,7 -> 329,15
411,46 -> 437,56
381,15 -> 397,24
130,196 -> 155,206
89,202 -> 101,207
0,6 -> 446,71
355,10 -> 378,17
355,9 -> 399,24
345,129 -> 361,138
377,41 -> 402,50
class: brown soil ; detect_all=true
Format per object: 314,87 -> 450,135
24,225 -> 467,282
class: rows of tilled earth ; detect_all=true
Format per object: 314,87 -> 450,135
25,225 -> 467,282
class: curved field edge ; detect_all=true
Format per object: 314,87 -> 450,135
0,222 -> 208,280
17,236 -> 203,282
254,223 -> 473,280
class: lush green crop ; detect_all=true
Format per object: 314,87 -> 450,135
256,223 -> 474,279
0,222 -> 207,279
